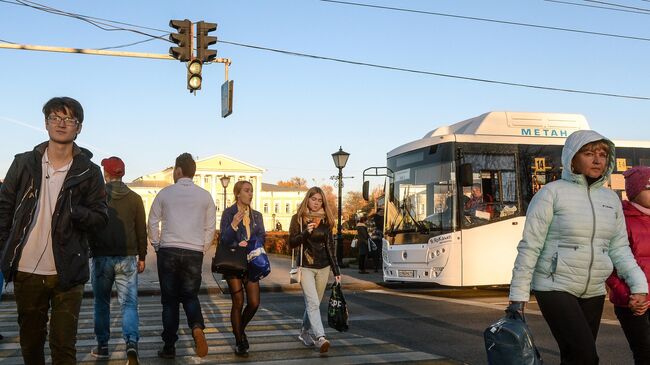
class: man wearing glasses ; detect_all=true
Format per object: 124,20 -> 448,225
0,97 -> 108,365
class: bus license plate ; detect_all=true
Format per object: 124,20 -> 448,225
398,270 -> 415,278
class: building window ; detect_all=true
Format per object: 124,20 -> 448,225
285,203 -> 290,213
215,199 -> 220,212
204,175 -> 211,188
274,203 -> 279,214
238,175 -> 246,181
193,175 -> 200,185
264,203 -> 269,214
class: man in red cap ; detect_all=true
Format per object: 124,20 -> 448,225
88,156 -> 147,365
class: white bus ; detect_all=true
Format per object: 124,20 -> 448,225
373,111 -> 650,286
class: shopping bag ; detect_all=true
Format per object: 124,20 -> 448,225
212,240 -> 247,276
247,236 -> 271,281
327,282 -> 349,332
351,238 -> 358,248
484,302 -> 543,365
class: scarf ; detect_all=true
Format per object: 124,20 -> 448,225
303,208 -> 326,226
237,204 -> 251,239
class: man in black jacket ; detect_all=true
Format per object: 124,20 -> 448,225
0,97 -> 108,365
88,156 -> 146,365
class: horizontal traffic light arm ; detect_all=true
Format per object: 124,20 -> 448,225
0,42 -> 230,63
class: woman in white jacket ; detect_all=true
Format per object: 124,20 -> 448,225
509,129 -> 648,364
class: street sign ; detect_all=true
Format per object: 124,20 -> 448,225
221,80 -> 233,118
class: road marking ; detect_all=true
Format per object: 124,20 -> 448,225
367,289 -> 619,325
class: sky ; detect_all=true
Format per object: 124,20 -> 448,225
1,0 -> 650,194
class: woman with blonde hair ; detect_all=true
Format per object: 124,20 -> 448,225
289,186 -> 341,353
219,180 -> 265,357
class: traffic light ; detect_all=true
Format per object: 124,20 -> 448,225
187,59 -> 202,92
169,19 -> 192,62
196,21 -> 217,63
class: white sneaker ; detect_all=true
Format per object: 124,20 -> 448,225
315,336 -> 330,353
298,329 -> 314,347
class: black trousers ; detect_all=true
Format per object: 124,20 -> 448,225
535,290 -> 605,365
615,305 -> 650,365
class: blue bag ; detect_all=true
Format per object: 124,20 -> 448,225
246,236 -> 271,281
484,302 -> 543,365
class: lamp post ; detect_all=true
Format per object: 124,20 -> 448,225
331,147 -> 350,268
220,175 -> 231,211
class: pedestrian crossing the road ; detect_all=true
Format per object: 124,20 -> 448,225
0,294 -> 447,364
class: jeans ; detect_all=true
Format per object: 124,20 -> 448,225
300,266 -> 331,339
91,255 -> 139,345
535,290 -> 605,365
615,305 -> 650,364
13,272 -> 84,365
157,247 -> 205,345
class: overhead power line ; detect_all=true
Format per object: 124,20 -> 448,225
584,0 -> 650,12
0,0 -> 170,49
321,0 -> 650,42
218,40 -> 650,101
2,0 -> 649,100
544,0 -> 650,15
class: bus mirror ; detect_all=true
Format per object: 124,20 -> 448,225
460,163 -> 473,186
362,181 -> 369,201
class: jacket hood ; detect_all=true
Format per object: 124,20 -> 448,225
561,130 -> 615,187
106,181 -> 130,200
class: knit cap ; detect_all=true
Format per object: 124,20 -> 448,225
623,166 -> 650,201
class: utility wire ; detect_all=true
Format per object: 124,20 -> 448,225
584,0 -> 650,12
219,40 -> 650,101
0,0 -> 170,45
321,0 -> 650,42
545,0 -> 650,15
2,0 -> 649,100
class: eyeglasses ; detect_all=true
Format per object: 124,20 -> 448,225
47,115 -> 78,127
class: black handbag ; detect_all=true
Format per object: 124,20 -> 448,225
484,302 -> 543,365
212,241 -> 247,276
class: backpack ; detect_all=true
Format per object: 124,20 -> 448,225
484,303 -> 543,365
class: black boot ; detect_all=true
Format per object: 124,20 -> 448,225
234,342 -> 249,357
242,332 -> 249,350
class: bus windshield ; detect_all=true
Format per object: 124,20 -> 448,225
386,143 -> 456,244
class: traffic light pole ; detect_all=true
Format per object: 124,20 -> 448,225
0,42 -> 231,65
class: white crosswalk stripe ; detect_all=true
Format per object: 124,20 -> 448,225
0,294 -> 446,364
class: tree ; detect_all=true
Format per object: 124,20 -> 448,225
277,176 -> 307,188
343,191 -> 372,224
320,184 -> 338,218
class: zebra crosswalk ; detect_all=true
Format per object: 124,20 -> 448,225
0,294 -> 449,364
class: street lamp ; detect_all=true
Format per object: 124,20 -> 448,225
220,175 -> 231,211
331,147 -> 350,267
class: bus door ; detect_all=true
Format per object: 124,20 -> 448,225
458,147 -> 524,285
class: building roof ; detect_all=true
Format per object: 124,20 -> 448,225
261,183 -> 308,192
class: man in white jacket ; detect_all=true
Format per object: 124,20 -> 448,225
148,153 -> 216,359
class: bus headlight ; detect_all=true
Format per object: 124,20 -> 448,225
432,267 -> 444,277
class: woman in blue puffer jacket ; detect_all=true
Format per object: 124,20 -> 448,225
509,129 -> 648,364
